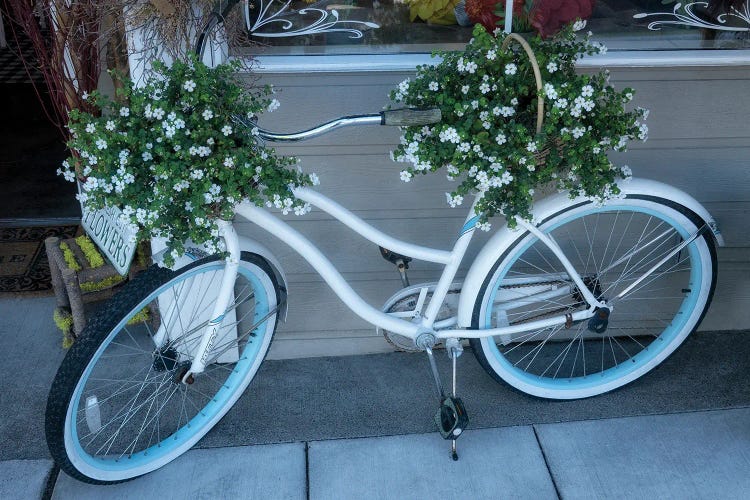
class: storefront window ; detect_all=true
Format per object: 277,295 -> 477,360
233,0 -> 750,55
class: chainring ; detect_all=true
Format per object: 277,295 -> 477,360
381,290 -> 457,352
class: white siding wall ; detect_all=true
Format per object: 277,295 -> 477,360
236,65 -> 750,359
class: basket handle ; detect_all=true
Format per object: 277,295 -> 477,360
501,33 -> 544,135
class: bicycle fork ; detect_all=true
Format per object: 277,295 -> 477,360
181,220 -> 240,383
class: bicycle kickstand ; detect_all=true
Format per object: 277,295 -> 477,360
421,336 -> 469,461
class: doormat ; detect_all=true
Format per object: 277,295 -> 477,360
0,225 -> 80,295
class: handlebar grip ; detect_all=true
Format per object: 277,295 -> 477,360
380,108 -> 442,127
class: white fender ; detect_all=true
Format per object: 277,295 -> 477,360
456,177 -> 723,328
237,235 -> 289,322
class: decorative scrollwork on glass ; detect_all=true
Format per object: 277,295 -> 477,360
244,0 -> 380,39
633,1 -> 750,31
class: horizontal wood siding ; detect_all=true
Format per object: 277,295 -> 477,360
233,65 -> 750,359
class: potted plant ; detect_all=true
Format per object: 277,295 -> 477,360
390,22 -> 649,230
58,55 -> 317,267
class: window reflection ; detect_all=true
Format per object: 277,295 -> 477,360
234,0 -> 750,53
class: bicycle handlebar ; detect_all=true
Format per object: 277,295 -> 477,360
247,108 -> 442,143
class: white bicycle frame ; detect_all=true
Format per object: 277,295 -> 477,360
181,114 -> 723,377
185,187 -> 607,375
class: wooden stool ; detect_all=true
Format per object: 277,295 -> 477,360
45,235 -> 144,346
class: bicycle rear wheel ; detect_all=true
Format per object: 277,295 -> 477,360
471,197 -> 717,399
45,253 -> 279,483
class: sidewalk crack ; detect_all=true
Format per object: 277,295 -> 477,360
533,425 -> 562,500
305,441 -> 311,500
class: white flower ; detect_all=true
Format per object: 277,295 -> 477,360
526,141 -> 538,153
439,127 -> 460,144
495,133 -> 507,145
486,49 -> 496,61
593,146 -> 601,154
206,138 -> 215,145
500,106 -> 515,117
221,125 -> 233,136
183,80 -> 196,92
223,156 -> 235,167
621,165 -> 633,179
638,123 -> 649,141
544,83 -> 558,100
581,85 -> 594,97
479,82 -> 490,94
465,61 -> 477,73
82,91 -> 89,100
504,63 -> 517,75
445,193 -> 464,207
119,107 -> 130,117
96,139 -> 107,150
105,120 -> 115,131
309,172 -> 320,186
85,123 -> 95,133
461,85 -> 470,95
202,109 -> 214,120
400,170 -> 412,182
152,107 -> 165,120
554,98 -> 569,109
476,221 -> 491,232
428,81 -> 439,91
60,168 -> 76,182
457,142 -> 470,153
142,151 -> 153,161
593,42 -> 608,55
547,61 -> 558,73
267,99 -> 281,112
572,127 -> 586,139
573,19 -> 587,31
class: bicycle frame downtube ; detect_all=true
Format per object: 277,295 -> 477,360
188,220 -> 240,376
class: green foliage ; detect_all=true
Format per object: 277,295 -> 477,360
60,54 -> 315,267
390,24 -> 648,230
59,242 -> 81,271
75,235 -> 105,268
53,307 -> 75,349
79,275 -> 125,293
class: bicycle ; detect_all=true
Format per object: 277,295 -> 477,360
44,1 -> 723,484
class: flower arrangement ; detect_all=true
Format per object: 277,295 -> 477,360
463,0 -> 596,38
390,22 -> 648,230
58,55 -> 316,266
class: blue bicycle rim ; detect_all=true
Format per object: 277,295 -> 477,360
484,203 -> 702,392
69,262 -> 270,472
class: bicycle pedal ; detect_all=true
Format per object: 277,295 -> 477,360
435,397 -> 469,440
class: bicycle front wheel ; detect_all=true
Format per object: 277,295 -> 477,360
45,253 -> 279,483
471,197 -> 717,399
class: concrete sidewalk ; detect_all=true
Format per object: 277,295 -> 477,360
3,407 -> 749,499
1,296 -> 749,499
